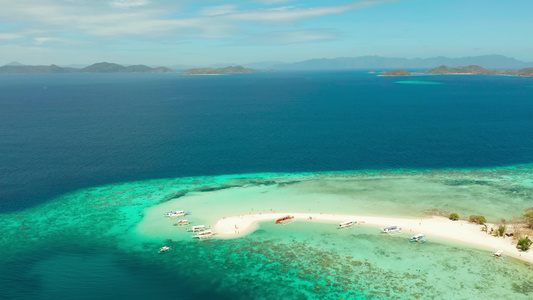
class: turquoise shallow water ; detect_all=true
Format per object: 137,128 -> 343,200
1,167 -> 533,299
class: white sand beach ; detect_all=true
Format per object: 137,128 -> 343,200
213,212 -> 533,263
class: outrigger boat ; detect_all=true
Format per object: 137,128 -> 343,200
492,250 -> 504,258
164,210 -> 190,217
192,229 -> 215,239
159,246 -> 172,253
338,221 -> 357,228
381,226 -> 401,233
410,233 -> 428,243
275,215 -> 295,224
187,225 -> 209,232
174,220 -> 190,226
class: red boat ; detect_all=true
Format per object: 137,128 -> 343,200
275,215 -> 295,224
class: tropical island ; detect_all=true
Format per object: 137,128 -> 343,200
382,69 -> 411,76
380,65 -> 533,77
131,168 -> 533,266
423,65 -> 533,76
181,65 -> 263,75
210,211 -> 533,258
0,62 -> 174,74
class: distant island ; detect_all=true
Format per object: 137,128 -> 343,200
382,69 -> 411,76
0,62 -> 174,74
423,65 -> 533,77
380,65 -> 533,77
3,61 -> 533,77
271,54 -> 533,71
181,65 -> 263,75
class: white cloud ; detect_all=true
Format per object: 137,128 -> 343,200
225,5 -> 356,25
257,0 -> 296,4
0,33 -> 24,39
244,29 -> 341,45
200,5 -> 237,16
109,0 -> 150,8
34,37 -> 64,44
0,0 -> 393,42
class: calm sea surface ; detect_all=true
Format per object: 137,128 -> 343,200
1,72 -> 533,299
1,72 -> 532,211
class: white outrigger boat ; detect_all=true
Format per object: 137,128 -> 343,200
159,246 -> 172,253
192,229 -> 216,239
164,210 -> 190,217
338,221 -> 357,228
492,249 -> 504,258
187,225 -> 209,232
410,233 -> 428,243
174,219 -> 190,226
381,226 -> 401,234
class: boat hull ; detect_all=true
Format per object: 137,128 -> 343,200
276,216 -> 295,224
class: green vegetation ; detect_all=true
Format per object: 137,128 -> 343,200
497,225 -> 506,237
182,65 -> 261,75
517,237 -> 532,251
383,69 -> 411,76
516,68 -> 533,77
495,218 -> 507,237
524,211 -> 533,229
468,215 -> 487,225
449,213 -> 459,221
425,65 -> 498,75
423,65 -> 533,77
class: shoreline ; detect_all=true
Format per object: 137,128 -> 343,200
213,212 -> 532,264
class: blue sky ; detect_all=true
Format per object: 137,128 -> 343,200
1,0 -> 532,66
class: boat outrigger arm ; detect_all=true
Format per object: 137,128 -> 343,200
338,221 -> 357,228
188,225 -> 209,232
192,229 -> 216,239
410,233 -> 428,243
381,226 -> 401,233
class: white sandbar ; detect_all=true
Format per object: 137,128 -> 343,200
213,212 -> 533,263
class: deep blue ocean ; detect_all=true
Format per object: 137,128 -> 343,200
2,72 -> 533,299
1,72 -> 532,212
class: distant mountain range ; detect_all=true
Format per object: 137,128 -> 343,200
3,55 -> 533,73
5,61 -> 26,66
0,62 -> 174,74
270,55 -> 533,71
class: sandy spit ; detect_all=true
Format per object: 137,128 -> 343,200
213,212 -> 532,263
